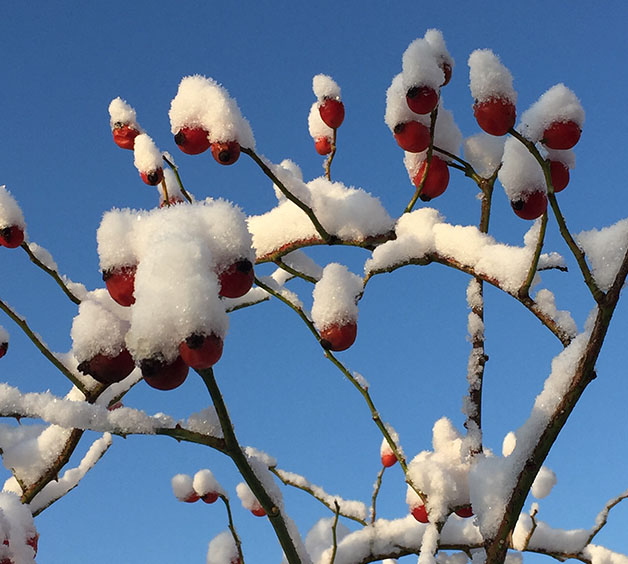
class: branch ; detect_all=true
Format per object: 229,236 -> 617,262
162,155 -> 194,203
329,500 -> 341,564
585,488 -> 628,545
370,467 -> 385,524
518,213 -> 549,300
220,494 -> 245,564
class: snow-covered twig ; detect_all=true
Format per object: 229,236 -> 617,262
585,488 -> 628,545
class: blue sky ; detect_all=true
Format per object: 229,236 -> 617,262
2,1 -> 628,562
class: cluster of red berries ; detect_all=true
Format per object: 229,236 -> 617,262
410,503 -> 473,524
314,98 -> 345,156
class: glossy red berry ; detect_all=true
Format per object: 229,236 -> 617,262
140,168 -> 164,186
319,98 -> 345,129
182,492 -> 200,503
112,123 -> 140,150
393,121 -> 430,153
211,141 -> 240,165
103,265 -> 136,307
174,127 -> 211,155
320,321 -> 357,352
0,342 -> 7,360
201,491 -> 219,504
406,85 -> 439,115
549,161 -> 570,193
511,190 -> 548,220
315,137 -> 332,155
0,226 -> 24,248
77,348 -> 135,385
381,452 -> 397,468
411,505 -> 429,523
251,505 -> 266,517
219,259 -> 254,299
413,156 -> 450,201
179,333 -> 224,370
473,97 -> 516,136
542,120 -> 581,150
141,355 -> 189,391
455,505 -> 474,518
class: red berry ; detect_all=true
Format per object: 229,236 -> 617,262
141,355 -> 189,391
0,226 -> 24,248
412,156 -> 450,201
319,98 -> 345,129
473,97 -> 516,136
251,505 -> 266,517
411,504 -> 429,523
320,321 -> 357,352
315,137 -> 332,155
112,123 -> 140,150
103,265 -> 136,307
77,348 -> 135,385
440,62 -> 452,86
549,161 -> 570,193
179,333 -> 224,370
511,190 -> 548,220
0,343 -> 7,360
182,492 -> 200,503
211,141 -> 240,165
455,505 -> 474,518
140,168 -> 164,186
393,121 -> 430,153
201,491 -> 219,504
542,120 -> 581,150
174,127 -> 211,155
406,85 -> 439,115
381,451 -> 397,468
219,259 -> 254,299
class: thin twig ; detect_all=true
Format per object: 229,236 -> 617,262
585,488 -> 628,545
162,155 -> 193,203
370,467 -> 385,524
519,213 -> 549,300
220,494 -> 245,564
274,259 -> 319,284
329,500 -> 341,564
325,128 -> 338,181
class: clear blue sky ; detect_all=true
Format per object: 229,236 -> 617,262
2,2 -> 628,562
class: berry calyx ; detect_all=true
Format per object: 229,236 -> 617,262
140,168 -> 164,186
103,265 -> 136,307
315,137 -> 332,155
454,505 -> 474,518
77,348 -> 135,385
0,342 -> 7,360
381,452 -> 397,468
406,85 -> 439,115
219,259 -> 255,299
549,161 -> 570,193
511,190 -> 548,220
319,98 -> 345,129
393,121 -> 430,153
174,127 -> 211,155
112,123 -> 140,150
211,141 -> 240,165
201,492 -> 219,504
0,226 -> 24,248
179,333 -> 224,370
141,355 -> 189,391
473,97 -> 516,136
542,120 -> 581,150
320,321 -> 357,352
411,504 -> 429,523
413,156 -> 450,201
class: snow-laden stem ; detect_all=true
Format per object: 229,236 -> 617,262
220,494 -> 245,564
585,488 -> 628,545
324,128 -> 338,182
20,242 -> 81,304
274,259 -> 318,284
162,155 -> 193,203
484,245 -> 628,564
519,212 -> 548,300
508,128 -> 604,303
370,467 -> 385,523
404,107 -> 438,214
0,296 -> 89,395
242,147 -> 335,243
197,367 -> 304,564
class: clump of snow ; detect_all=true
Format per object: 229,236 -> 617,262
583,545 -> 628,564
273,160 -> 304,202
385,73 -> 430,131
308,102 -> 333,144
518,84 -> 585,142
468,49 -> 516,103
27,242 -> 57,271
193,469 -> 225,498
207,531 -> 238,564
313,74 -> 341,101
169,75 -> 255,148
185,407 -> 222,437
576,218 -> 628,292
498,137 -> 545,201
171,473 -> 196,501
424,29 -> 454,74
236,482 -> 262,512
402,38 -> 445,91
531,466 -> 557,499
463,134 -> 505,178
311,263 -> 362,331
108,97 -> 141,130
0,326 -> 8,345
544,147 -> 576,170
380,426 -> 401,459
533,289 -> 577,337
133,133 -> 163,175
304,517 -> 350,562
0,492 -> 37,564
0,186 -> 26,231
502,431 -> 516,457
97,208 -> 139,271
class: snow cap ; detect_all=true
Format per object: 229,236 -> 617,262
311,263 -> 362,331
498,136 -> 545,200
402,38 -> 444,90
108,97 -> 141,130
463,134 -> 505,178
193,469 -> 226,498
385,73 -> 430,131
0,186 -> 26,231
312,74 -> 341,101
133,133 -> 163,175
468,49 -> 517,103
207,531 -> 238,564
424,29 -> 454,70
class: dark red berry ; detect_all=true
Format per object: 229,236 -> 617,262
0,226 -> 24,248
319,98 -> 345,129
219,259 -> 254,298
393,121 -> 430,153
112,123 -> 140,150
406,85 -> 439,115
140,168 -> 164,186
473,97 -> 516,136
511,190 -> 548,220
77,348 -> 135,385
549,161 -> 570,193
315,137 -> 332,155
542,120 -> 581,150
174,127 -> 211,155
320,322 -> 357,352
179,333 -> 224,370
141,355 -> 189,391
103,265 -> 136,307
413,156 -> 450,201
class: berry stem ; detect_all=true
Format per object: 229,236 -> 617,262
324,128 -> 338,181
370,466 -> 385,523
219,494 -> 245,564
519,212 -> 549,300
162,155 -> 194,203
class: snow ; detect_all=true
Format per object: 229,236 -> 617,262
171,473 -> 196,501
308,102 -> 333,143
584,545 -> 628,564
193,469 -> 226,498
26,243 -> 57,271
108,97 -> 141,130
468,49 -> 517,103
533,289 -> 577,337
498,136 -> 545,201
385,73 -> 429,131
424,29 -> 454,71
0,185 -> 26,231
576,218 -> 628,292
463,134 -> 505,178
0,492 -> 36,564
236,481 -> 260,511
311,263 -> 362,330
207,530 -> 238,564
518,84 -> 585,143
402,38 -> 445,91
530,465 -> 557,499
304,518 -> 350,562
97,208 -> 138,271
312,74 -> 341,101
184,407 -> 222,438
0,326 -> 8,344
133,133 -> 162,175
